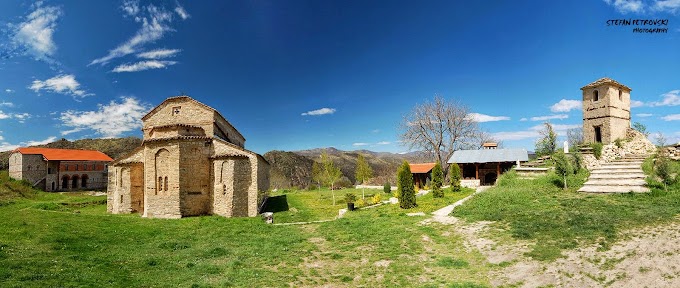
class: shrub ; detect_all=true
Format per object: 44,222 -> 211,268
655,156 -> 677,190
591,142 -> 603,160
448,163 -> 462,192
571,153 -> 583,173
383,182 -> 391,194
614,138 -> 624,148
355,198 -> 366,207
397,161 -> 417,209
553,152 -> 572,189
335,176 -> 353,189
431,161 -> 444,198
344,192 -> 357,204
371,193 -> 382,204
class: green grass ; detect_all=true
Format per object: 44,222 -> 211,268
456,161 -> 680,261
0,170 -> 488,287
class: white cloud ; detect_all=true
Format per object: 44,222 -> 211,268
603,0 -> 644,13
371,129 -> 380,133
12,113 -> 31,123
353,142 -> 369,146
493,124 -> 580,141
636,113 -> 654,117
529,114 -> 569,121
653,0 -> 680,13
137,48 -> 181,59
122,0 -> 140,17
24,136 -> 57,146
5,89 -> 14,93
0,101 -> 14,107
520,118 -> 528,121
662,114 -> 680,121
90,3 -> 178,65
467,113 -> 510,122
6,3 -> 62,62
0,135 -> 57,152
175,3 -> 190,20
59,97 -> 150,138
550,99 -> 581,112
631,100 -> 645,107
0,111 -> 10,119
376,141 -> 391,145
649,90 -> 680,107
112,60 -> 178,72
29,74 -> 90,97
301,108 -> 336,116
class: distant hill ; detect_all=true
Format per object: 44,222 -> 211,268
1,137 -> 431,190
0,137 -> 142,170
264,147 -> 428,189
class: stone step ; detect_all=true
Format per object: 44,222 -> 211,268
610,160 -> 643,165
590,169 -> 644,174
578,185 -> 650,193
583,179 -> 647,186
596,164 -> 642,170
589,173 -> 646,179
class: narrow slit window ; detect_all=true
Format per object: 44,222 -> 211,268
164,176 -> 168,191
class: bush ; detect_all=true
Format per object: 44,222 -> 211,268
383,182 -> 391,194
614,138 -> 624,148
371,193 -> 382,204
571,153 -> 583,173
553,152 -> 572,189
335,176 -> 353,189
591,142 -> 603,160
655,156 -> 677,190
344,192 -> 357,204
448,163 -> 462,192
397,161 -> 417,209
431,161 -> 444,198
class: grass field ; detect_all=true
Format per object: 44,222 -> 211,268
455,158 -> 680,261
0,171 -> 485,287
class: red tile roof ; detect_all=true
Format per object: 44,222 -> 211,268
13,147 -> 113,161
409,163 -> 436,174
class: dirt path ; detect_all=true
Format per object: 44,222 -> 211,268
425,213 -> 680,287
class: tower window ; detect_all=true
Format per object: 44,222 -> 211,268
593,90 -> 599,101
172,106 -> 181,115
619,90 -> 622,101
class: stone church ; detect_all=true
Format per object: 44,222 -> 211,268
581,77 -> 631,144
107,96 -> 270,219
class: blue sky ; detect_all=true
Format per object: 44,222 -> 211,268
0,0 -> 679,155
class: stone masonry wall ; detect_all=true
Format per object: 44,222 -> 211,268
179,140 -> 211,216
583,85 -> 631,144
143,142 -> 181,219
583,128 -> 656,169
142,100 -> 214,140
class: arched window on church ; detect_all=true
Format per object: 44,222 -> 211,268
593,90 -> 599,101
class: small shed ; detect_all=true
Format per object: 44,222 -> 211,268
447,149 -> 528,186
409,163 -> 436,188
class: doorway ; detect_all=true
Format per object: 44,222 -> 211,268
594,126 -> 602,143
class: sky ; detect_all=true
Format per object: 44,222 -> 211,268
0,0 -> 679,155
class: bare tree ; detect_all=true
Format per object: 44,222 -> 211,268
399,96 -> 481,172
567,128 -> 583,149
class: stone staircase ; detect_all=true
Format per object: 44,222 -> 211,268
578,154 -> 650,193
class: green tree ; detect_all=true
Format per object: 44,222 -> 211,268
354,154 -> 373,200
655,155 -> 676,191
397,161 -> 417,209
383,182 -> 391,194
553,152 -> 572,189
311,161 -> 323,189
431,161 -> 444,197
320,151 -> 342,205
448,163 -> 462,192
535,122 -> 557,156
632,122 -> 649,137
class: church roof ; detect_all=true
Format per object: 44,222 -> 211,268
13,147 -> 113,161
581,77 -> 631,91
447,149 -> 528,164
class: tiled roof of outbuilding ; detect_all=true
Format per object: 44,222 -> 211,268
13,148 -> 113,161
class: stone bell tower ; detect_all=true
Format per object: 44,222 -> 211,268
581,77 -> 631,144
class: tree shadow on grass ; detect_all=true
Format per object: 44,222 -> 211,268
262,195 -> 289,213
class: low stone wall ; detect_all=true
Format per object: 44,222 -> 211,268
660,145 -> 680,161
583,128 -> 656,169
460,179 -> 480,188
